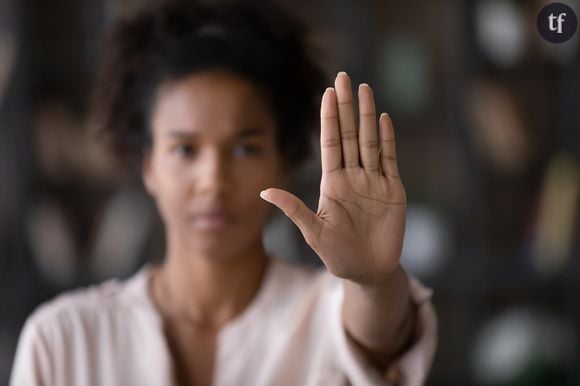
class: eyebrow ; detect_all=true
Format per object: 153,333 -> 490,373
165,127 -> 269,139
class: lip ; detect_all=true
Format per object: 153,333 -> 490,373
190,211 -> 234,231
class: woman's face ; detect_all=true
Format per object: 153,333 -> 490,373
143,71 -> 286,259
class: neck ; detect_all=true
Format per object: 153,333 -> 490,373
151,235 -> 270,330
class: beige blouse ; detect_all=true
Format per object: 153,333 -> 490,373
10,258 -> 437,386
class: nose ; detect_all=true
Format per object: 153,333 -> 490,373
194,148 -> 231,197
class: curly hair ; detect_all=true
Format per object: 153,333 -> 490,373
91,0 -> 328,173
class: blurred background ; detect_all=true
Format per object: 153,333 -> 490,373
0,0 -> 579,384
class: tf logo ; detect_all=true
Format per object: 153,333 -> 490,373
537,2 -> 578,43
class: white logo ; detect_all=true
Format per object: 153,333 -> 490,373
548,12 -> 567,33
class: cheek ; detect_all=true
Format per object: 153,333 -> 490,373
230,161 -> 283,226
229,188 -> 273,246
149,160 -> 191,224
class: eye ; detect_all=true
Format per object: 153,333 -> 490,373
233,143 -> 262,157
171,143 -> 196,158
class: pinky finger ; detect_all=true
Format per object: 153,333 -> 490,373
379,113 -> 400,179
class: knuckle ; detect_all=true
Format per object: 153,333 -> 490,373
322,138 -> 341,148
360,141 -> 378,149
341,131 -> 357,141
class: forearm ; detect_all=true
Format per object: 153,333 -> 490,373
341,264 -> 416,367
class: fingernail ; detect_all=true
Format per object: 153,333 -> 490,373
259,190 -> 270,200
338,71 -> 347,77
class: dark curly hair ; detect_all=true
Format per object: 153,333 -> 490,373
91,0 -> 328,173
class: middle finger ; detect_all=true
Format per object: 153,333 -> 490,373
335,72 -> 359,168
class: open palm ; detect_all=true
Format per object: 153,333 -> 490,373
261,72 -> 406,285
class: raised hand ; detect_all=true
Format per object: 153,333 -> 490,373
260,72 -> 406,286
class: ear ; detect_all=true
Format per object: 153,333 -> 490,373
142,148 -> 157,197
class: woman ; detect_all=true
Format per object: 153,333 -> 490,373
10,1 -> 436,385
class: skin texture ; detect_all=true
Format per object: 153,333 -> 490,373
144,71 -> 285,386
144,71 -> 413,386
261,73 -> 413,375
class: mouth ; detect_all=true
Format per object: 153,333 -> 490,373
190,211 -> 234,231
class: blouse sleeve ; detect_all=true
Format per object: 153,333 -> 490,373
327,275 -> 437,386
9,316 -> 53,386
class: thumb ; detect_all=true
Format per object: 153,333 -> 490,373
260,188 -> 322,244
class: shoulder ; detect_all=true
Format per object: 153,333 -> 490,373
24,267 -> 152,338
11,267 -> 166,386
